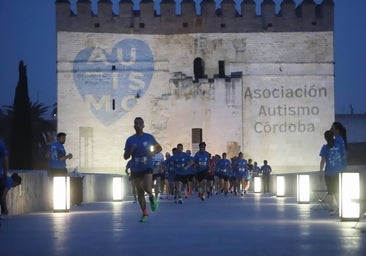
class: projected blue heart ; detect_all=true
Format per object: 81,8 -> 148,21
73,39 -> 154,126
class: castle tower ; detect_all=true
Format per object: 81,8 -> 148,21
56,0 -> 335,174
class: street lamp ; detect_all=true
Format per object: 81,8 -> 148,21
276,175 -> 285,197
53,176 -> 70,212
339,171 -> 360,220
297,174 -> 310,203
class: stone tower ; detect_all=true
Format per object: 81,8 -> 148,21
56,0 -> 334,173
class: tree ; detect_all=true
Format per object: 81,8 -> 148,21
29,102 -> 56,169
9,61 -> 32,169
2,102 -> 56,169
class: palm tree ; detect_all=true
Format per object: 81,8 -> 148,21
2,102 -> 56,169
30,102 -> 57,169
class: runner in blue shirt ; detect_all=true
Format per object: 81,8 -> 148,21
194,142 -> 211,201
124,117 -> 162,222
216,152 -> 231,196
152,152 -> 164,199
234,152 -> 248,196
185,150 -> 196,196
165,148 -> 177,200
171,144 -> 193,203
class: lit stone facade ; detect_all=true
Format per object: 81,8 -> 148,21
56,0 -> 334,173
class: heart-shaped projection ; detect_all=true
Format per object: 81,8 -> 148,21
73,39 -> 154,126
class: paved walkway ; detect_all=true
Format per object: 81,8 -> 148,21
1,192 -> 366,256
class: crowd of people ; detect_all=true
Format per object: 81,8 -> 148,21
123,118 -> 349,221
0,118 -> 348,223
148,145 -> 272,203
123,117 -> 273,222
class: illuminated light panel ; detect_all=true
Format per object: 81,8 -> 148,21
339,172 -> 360,220
254,176 -> 261,193
297,174 -> 310,203
53,176 -> 70,212
113,176 -> 123,201
276,175 -> 285,197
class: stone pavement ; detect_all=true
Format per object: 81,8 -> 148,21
1,192 -> 366,256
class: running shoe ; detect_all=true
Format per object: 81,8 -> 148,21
201,196 -> 205,201
178,198 -> 183,204
139,215 -> 148,222
149,195 -> 159,211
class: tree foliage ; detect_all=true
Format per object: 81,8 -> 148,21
9,61 -> 33,169
0,60 -> 57,170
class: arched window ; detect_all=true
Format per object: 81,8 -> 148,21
193,57 -> 205,81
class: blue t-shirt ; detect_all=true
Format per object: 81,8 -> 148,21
124,133 -> 158,173
217,159 -> 231,176
319,144 -> 343,176
165,156 -> 175,181
152,152 -> 164,174
334,135 -> 347,168
171,152 -> 191,175
194,151 -> 210,173
235,158 -> 248,178
0,139 -> 8,175
186,155 -> 196,175
260,165 -> 272,176
49,142 -> 67,169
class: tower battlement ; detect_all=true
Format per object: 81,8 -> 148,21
56,0 -> 334,34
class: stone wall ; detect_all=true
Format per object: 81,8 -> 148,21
57,31 -> 333,173
6,170 -> 127,215
56,0 -> 334,33
6,168 -> 366,215
56,0 -> 335,174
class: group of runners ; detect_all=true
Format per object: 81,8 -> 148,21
123,117 -> 273,221
126,141 -> 273,204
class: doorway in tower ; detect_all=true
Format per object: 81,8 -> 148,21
193,58 -> 205,81
192,128 -> 202,154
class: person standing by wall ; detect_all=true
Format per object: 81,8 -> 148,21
123,117 -> 162,222
45,132 -> 73,209
331,122 -> 348,169
320,130 -> 343,215
46,132 -> 73,177
260,160 -> 272,194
